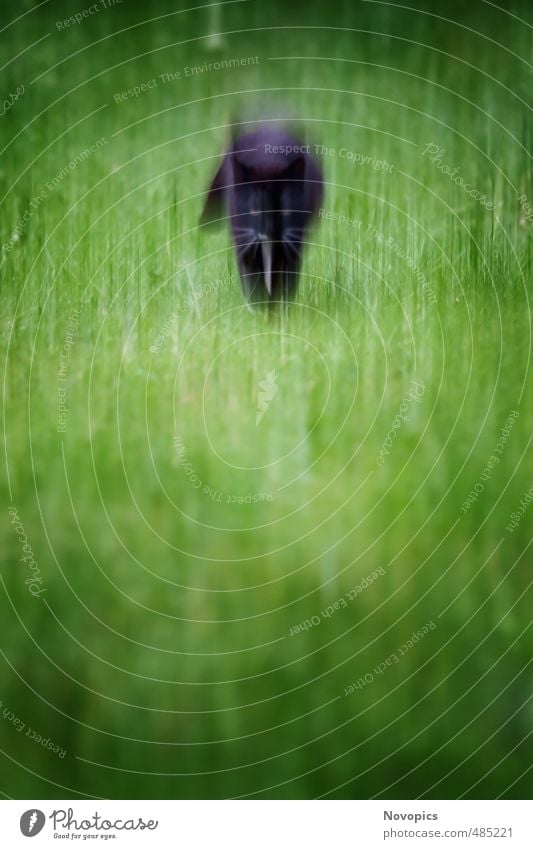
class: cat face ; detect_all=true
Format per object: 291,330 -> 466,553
231,173 -> 280,245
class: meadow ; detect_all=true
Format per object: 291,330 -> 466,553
0,0 -> 531,798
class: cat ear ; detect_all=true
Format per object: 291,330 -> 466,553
284,156 -> 305,181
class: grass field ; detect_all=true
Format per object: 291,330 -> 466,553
1,0 -> 532,799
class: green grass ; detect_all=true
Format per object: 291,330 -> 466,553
1,0 -> 532,799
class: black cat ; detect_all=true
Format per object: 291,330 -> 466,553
201,127 -> 323,304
